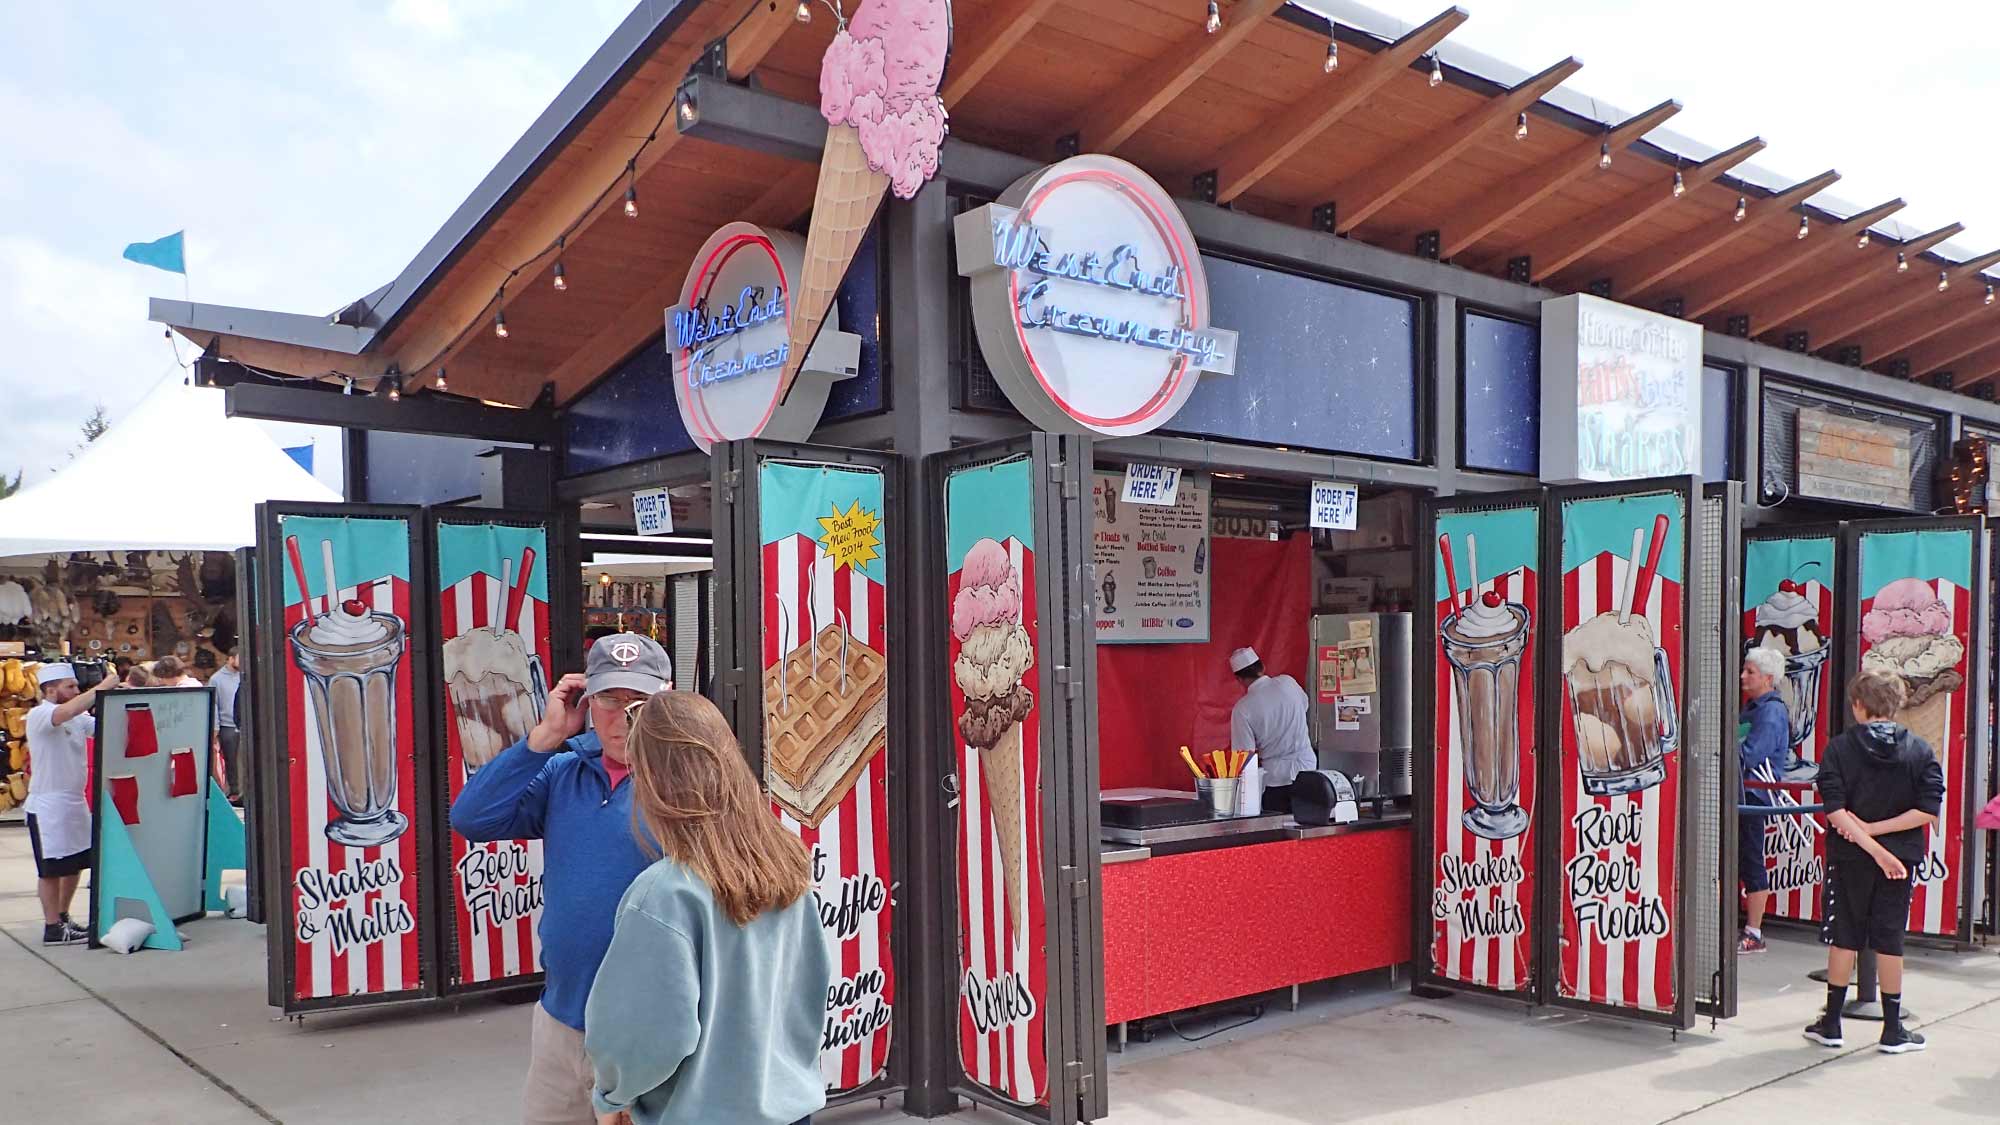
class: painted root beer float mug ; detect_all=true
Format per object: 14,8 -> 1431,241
1562,518 -> 1679,797
290,590 -> 410,847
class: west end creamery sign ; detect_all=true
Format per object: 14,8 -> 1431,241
1540,293 -> 1704,484
955,154 -> 1237,437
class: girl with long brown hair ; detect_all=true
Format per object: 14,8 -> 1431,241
583,691 -> 829,1125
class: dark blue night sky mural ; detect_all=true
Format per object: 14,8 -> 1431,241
1461,312 -> 1540,475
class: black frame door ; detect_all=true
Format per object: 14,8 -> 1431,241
1843,514 -> 1990,944
710,438 -> 909,1104
931,432 -> 1106,1124
1691,483 -> 1741,1019
1537,476 -> 1700,1031
232,545 -> 268,925
254,500 -> 443,1015
1413,487 -> 1546,1003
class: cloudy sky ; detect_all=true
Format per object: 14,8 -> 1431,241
4,0 -> 1994,491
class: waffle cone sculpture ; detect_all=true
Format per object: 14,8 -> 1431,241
779,0 -> 951,405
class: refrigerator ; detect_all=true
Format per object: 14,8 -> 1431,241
1309,613 -> 1414,798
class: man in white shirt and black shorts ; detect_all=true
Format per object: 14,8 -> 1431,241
1228,647 -> 1315,813
24,662 -> 118,945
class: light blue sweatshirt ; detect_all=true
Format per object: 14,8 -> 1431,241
584,856 -> 831,1125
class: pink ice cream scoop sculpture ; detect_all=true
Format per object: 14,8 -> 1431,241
952,538 -> 1022,639
1861,577 -> 1953,643
819,0 -> 951,198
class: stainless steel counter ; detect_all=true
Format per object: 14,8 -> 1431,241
1099,843 -> 1152,866
1100,812 -> 1291,847
1285,811 -> 1413,839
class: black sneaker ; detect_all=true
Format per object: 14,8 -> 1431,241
42,921 -> 87,946
1878,1026 -> 1927,1054
1803,1017 -> 1844,1048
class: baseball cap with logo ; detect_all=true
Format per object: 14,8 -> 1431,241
584,633 -> 672,698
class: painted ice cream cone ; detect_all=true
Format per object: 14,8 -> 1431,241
1897,691 -> 1952,757
953,537 -> 1035,942
780,0 -> 951,402
1861,577 -> 1964,751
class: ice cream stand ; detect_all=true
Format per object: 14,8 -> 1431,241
150,0 -> 2000,1119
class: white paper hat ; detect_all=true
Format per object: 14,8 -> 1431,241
36,663 -> 77,687
1228,647 -> 1260,673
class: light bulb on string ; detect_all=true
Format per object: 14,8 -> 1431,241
623,162 -> 639,218
1672,170 -> 1685,198
1429,53 -> 1443,87
1324,38 -> 1338,72
1796,214 -> 1809,240
1206,1 -> 1221,34
434,367 -> 449,391
1940,271 -> 1950,292
386,376 -> 401,403
1598,141 -> 1611,170
494,308 -> 509,339
1734,196 -> 1747,222
676,87 -> 697,126
1856,230 -> 1870,249
795,0 -> 811,22
1515,113 -> 1528,141
553,236 -> 568,290
1897,251 -> 1909,273
1987,285 -> 1995,306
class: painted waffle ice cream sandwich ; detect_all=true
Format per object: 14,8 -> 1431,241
763,617 -> 888,829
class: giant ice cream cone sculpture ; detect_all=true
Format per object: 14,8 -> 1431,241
954,538 -> 1035,942
779,0 -> 951,405
1861,577 -> 1965,751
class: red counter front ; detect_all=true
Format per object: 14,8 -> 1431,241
1100,825 -> 1411,1024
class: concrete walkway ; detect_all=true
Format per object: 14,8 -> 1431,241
3,819 -> 1995,1123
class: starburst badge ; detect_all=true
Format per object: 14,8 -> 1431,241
817,500 -> 883,571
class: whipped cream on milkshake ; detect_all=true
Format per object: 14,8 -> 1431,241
290,596 -> 409,847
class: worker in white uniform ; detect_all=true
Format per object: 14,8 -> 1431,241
24,662 -> 118,945
1227,647 -> 1315,814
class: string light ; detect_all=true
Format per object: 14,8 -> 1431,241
1598,141 -> 1611,170
1515,112 -> 1528,141
1324,38 -> 1338,72
386,375 -> 402,402
1429,52 -> 1443,87
1734,196 -> 1747,222
1897,251 -> 1909,273
1987,284 -> 1995,306
1939,270 -> 1950,292
1672,170 -> 1685,198
1206,1 -> 1221,34
794,0 -> 811,22
552,237 -> 568,291
434,367 -> 449,391
676,87 -> 697,126
1856,230 -> 1870,249
623,161 -> 639,218
494,308 -> 509,339
1796,214 -> 1809,240
343,377 -> 356,396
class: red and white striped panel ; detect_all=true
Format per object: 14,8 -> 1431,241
1557,551 -> 1681,1015
1857,577 -> 1969,938
951,537 -> 1049,1107
762,534 -> 895,1095
1740,577 -> 1834,923
286,574 -> 424,1001
1430,565 -> 1537,994
441,569 -> 547,988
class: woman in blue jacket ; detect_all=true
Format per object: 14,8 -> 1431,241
1738,646 -> 1793,953
584,692 -> 830,1125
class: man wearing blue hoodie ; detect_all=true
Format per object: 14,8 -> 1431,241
1737,646 -> 1792,954
451,632 -> 670,1125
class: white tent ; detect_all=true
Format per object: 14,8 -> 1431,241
0,381 -> 340,557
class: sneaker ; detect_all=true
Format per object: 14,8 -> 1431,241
1878,1026 -> 1927,1054
41,922 -> 87,946
1803,1017 -> 1844,1048
1738,931 -> 1768,954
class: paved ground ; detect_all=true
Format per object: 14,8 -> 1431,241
2,819 -> 1996,1123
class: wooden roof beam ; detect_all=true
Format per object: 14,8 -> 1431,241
1067,0 -> 1287,153
1743,222 -> 1962,335
1516,137 -> 1763,282
1898,313 -> 2000,376
1331,55 -> 1581,235
1952,343 -> 2000,390
1853,286 -> 1993,365
939,0 -> 1062,108
1810,248 -> 2000,348
1439,98 -> 1681,261
1680,199 -> 1903,320
376,1 -> 802,376
1614,169 -> 1840,301
1212,6 -> 1469,205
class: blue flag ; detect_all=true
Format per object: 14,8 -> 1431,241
122,231 -> 186,275
283,444 -> 314,473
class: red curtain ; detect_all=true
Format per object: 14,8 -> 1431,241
1096,534 -> 1313,791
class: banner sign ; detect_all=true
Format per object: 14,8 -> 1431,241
436,519 -> 551,991
276,513 -> 426,1003
1429,503 -> 1539,994
1855,526 -> 1975,937
1090,470 -> 1210,644
1541,294 -> 1703,484
955,153 -> 1236,438
1741,533 -> 1836,923
945,455 -> 1049,1108
758,460 -> 894,1093
1554,489 -> 1685,1014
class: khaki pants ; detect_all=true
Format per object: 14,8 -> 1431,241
523,1003 -> 598,1125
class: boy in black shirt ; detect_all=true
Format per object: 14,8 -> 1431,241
1804,670 -> 1945,1054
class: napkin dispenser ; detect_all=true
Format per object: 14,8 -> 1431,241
1291,769 -> 1360,827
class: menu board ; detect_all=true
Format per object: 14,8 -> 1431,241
1090,471 -> 1210,644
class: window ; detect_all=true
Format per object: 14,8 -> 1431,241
1461,312 -> 1539,475
1701,363 -> 1737,481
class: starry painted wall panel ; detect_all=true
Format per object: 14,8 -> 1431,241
1162,257 -> 1422,460
1462,312 -> 1540,475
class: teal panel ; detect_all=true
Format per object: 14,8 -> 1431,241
436,522 -> 550,602
1561,489 -> 1685,581
277,514 -> 411,604
945,454 -> 1035,564
758,461 -> 887,584
1858,528 -> 1974,600
98,815 -> 182,952
204,787 -> 247,913
1744,535 -> 1836,608
1434,504 -> 1539,602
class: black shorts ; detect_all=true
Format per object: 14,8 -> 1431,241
1821,856 -> 1913,956
1738,809 -> 1769,892
25,814 -> 92,879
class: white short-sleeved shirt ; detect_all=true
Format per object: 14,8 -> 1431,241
1229,674 -> 1316,786
25,699 -> 94,858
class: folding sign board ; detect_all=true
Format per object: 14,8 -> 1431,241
89,686 -> 216,951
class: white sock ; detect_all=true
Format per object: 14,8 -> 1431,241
1746,927 -> 1762,940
